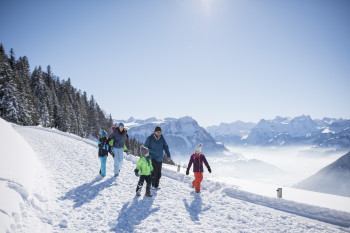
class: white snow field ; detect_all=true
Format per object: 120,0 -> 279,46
1,118 -> 350,232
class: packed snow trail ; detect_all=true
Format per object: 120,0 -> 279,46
5,124 -> 350,232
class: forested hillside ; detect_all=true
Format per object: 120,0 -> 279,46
0,44 -> 113,138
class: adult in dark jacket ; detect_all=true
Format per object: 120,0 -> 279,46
109,123 -> 128,177
144,126 -> 171,189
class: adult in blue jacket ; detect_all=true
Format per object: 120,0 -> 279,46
109,123 -> 128,177
144,126 -> 171,189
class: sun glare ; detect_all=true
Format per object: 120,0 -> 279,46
199,0 -> 213,16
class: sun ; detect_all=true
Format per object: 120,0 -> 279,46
199,0 -> 214,16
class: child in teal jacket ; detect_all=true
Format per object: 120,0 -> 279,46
98,130 -> 109,177
134,146 -> 154,197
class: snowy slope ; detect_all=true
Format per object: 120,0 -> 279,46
1,118 -> 350,232
295,151 -> 350,197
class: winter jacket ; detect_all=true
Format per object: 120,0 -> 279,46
109,128 -> 128,149
144,134 -> 171,162
98,137 -> 109,157
187,153 -> 210,172
136,156 -> 154,176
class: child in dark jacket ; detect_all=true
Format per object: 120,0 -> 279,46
134,145 -> 154,197
186,144 -> 211,193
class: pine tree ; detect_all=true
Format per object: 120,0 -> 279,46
62,78 -> 78,134
90,95 -> 101,137
9,48 -> 16,70
80,91 -> 90,137
43,66 -> 56,127
59,92 -> 73,132
15,56 -> 37,125
0,44 -> 19,122
96,103 -> 107,132
107,114 -> 114,133
47,75 -> 60,129
31,66 -> 52,126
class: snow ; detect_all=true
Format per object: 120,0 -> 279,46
322,127 -> 336,134
1,117 -> 350,232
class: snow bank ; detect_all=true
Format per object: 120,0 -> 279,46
0,119 -> 38,190
0,118 -> 51,232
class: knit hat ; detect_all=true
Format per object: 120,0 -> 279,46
154,126 -> 162,132
101,130 -> 107,137
140,145 -> 149,157
118,122 -> 124,128
195,143 -> 203,153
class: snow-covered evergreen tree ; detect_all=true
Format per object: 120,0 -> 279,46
88,95 -> 99,137
31,66 -> 52,126
0,44 -> 19,122
15,56 -> 37,125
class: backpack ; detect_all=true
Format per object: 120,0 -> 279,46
98,138 -> 109,157
148,134 -> 165,149
108,138 -> 114,147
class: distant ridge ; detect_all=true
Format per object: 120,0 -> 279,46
294,151 -> 350,197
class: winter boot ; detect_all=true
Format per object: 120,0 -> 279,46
145,192 -> 153,197
136,191 -> 141,196
195,190 -> 200,193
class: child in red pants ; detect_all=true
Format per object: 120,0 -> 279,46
186,144 -> 211,193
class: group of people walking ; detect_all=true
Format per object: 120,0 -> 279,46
98,125 -> 211,197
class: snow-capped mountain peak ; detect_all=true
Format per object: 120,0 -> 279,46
119,116 -> 228,155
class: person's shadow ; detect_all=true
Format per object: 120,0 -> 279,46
60,176 -> 116,208
110,192 -> 160,232
183,194 -> 211,221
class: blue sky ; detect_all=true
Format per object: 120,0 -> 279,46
1,0 -> 349,127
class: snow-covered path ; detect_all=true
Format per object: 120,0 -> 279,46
3,123 -> 350,232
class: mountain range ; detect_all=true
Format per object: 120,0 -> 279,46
119,116 -> 228,156
206,115 -> 350,149
118,115 -> 350,157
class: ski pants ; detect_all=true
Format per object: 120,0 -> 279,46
99,156 -> 107,177
112,147 -> 124,175
136,175 -> 152,194
192,172 -> 203,191
151,159 -> 163,188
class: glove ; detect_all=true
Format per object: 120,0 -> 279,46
151,171 -> 155,176
207,166 -> 211,173
186,168 -> 189,176
134,169 -> 139,177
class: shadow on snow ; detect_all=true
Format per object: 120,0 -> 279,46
110,191 -> 160,232
60,176 -> 116,208
183,193 -> 211,222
